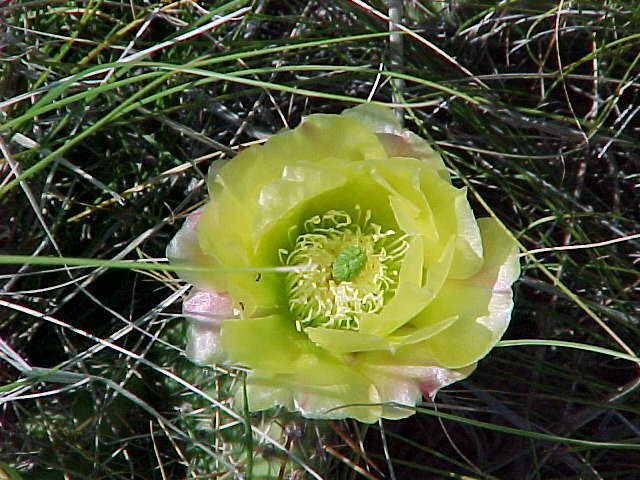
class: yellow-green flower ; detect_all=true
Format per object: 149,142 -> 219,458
168,105 -> 520,423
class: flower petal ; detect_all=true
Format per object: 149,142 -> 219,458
252,162 -> 349,261
184,289 -> 233,364
198,190 -> 252,268
277,112 -> 388,164
223,272 -> 285,318
342,104 -> 446,171
305,327 -> 389,353
422,237 -> 456,301
244,373 -> 294,412
449,188 -> 484,279
221,314 -> 318,373
355,344 -> 474,419
368,156 -> 440,246
166,208 -> 222,291
246,352 -> 383,423
341,103 -> 402,133
418,364 -> 476,401
387,315 -> 458,347
420,217 -> 520,368
360,236 -> 433,336
419,168 -> 484,279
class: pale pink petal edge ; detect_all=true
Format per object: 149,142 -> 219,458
184,288 -> 234,365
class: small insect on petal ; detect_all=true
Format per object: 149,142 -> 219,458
332,245 -> 367,282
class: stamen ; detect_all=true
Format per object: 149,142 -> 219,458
282,210 -> 409,331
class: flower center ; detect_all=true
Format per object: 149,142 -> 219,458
332,245 -> 366,282
280,209 -> 409,331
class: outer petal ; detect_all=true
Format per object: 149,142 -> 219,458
244,373 -> 294,412
419,168 -> 484,280
354,344 -> 475,420
166,208 -> 223,291
246,353 -> 383,423
420,217 -> 520,368
449,188 -> 484,279
198,189 -> 252,268
221,314 -> 318,373
342,104 -> 446,171
184,289 -> 234,364
267,112 -> 388,165
418,364 -> 475,401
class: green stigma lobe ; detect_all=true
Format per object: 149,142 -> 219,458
332,246 -> 366,282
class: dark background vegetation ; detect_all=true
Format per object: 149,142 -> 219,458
1,0 -> 639,479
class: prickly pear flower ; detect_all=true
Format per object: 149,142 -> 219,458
168,105 -> 520,423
